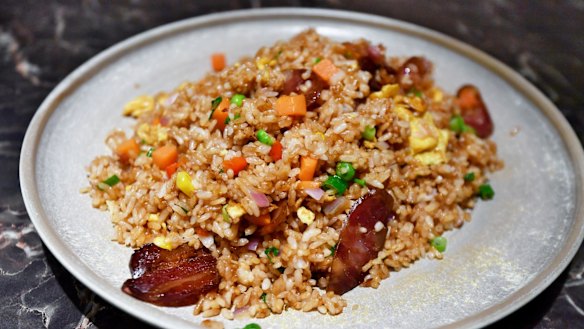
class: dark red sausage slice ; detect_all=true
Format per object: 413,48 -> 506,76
327,189 -> 395,295
457,85 -> 494,138
129,243 -> 197,279
122,244 -> 219,307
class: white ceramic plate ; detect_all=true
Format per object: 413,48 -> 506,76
20,8 -> 584,329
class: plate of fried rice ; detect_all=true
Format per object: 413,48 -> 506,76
20,8 -> 584,329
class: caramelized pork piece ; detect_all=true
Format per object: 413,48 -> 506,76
397,56 -> 433,90
456,85 -> 494,138
281,69 -> 327,110
343,41 -> 397,91
122,244 -> 219,307
327,189 -> 395,295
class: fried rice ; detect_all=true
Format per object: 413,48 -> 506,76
84,29 -> 502,318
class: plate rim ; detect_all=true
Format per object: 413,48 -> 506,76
19,7 -> 584,329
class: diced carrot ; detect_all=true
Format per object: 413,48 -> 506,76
196,227 -> 210,237
269,140 -> 283,161
275,94 -> 307,116
297,181 -> 321,189
223,156 -> 248,176
457,86 -> 481,109
165,162 -> 179,177
116,138 -> 140,163
299,156 -> 318,181
245,213 -> 271,226
211,53 -> 226,71
164,155 -> 187,177
312,58 -> 339,83
151,117 -> 161,126
152,144 -> 178,170
211,98 -> 230,131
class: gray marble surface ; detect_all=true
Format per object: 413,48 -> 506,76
1,1 -> 583,328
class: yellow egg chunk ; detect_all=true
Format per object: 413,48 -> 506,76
415,129 -> 450,165
369,84 -> 400,99
297,206 -> 315,225
122,95 -> 154,117
226,204 -> 246,219
137,123 -> 169,144
176,171 -> 195,197
393,104 -> 414,121
409,112 -> 440,154
153,236 -> 173,250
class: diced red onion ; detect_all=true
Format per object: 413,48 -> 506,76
250,190 -> 270,208
234,306 -> 250,316
164,93 -> 178,107
305,188 -> 325,201
247,237 -> 260,251
159,116 -> 171,126
324,196 -> 349,215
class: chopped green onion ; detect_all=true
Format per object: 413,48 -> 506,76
260,293 -> 267,303
314,57 -> 322,63
243,323 -> 262,329
478,183 -> 495,200
354,178 -> 366,187
449,114 -> 476,134
463,172 -> 475,182
256,129 -> 275,146
431,236 -> 447,252
335,162 -> 355,181
265,246 -> 279,262
102,174 -> 120,187
276,50 -> 282,59
409,88 -> 423,98
230,94 -> 245,107
146,148 -> 153,157
221,204 -> 230,223
208,96 -> 222,119
362,125 -> 376,141
323,175 -> 348,195
96,182 -> 109,191
329,243 -> 337,257
224,113 -> 241,125
179,206 -> 189,214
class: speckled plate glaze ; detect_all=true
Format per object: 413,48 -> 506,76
19,8 -> 584,329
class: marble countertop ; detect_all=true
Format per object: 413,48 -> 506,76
1,1 -> 583,328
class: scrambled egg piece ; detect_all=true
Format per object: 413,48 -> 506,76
404,95 -> 426,112
226,203 -> 246,219
297,206 -> 315,225
414,129 -> 449,165
123,95 -> 154,117
429,87 -> 444,103
409,112 -> 440,154
398,108 -> 449,166
393,103 -> 414,121
256,57 -> 275,70
148,214 -> 160,222
153,236 -> 173,250
369,84 -> 400,99
137,123 -> 169,144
